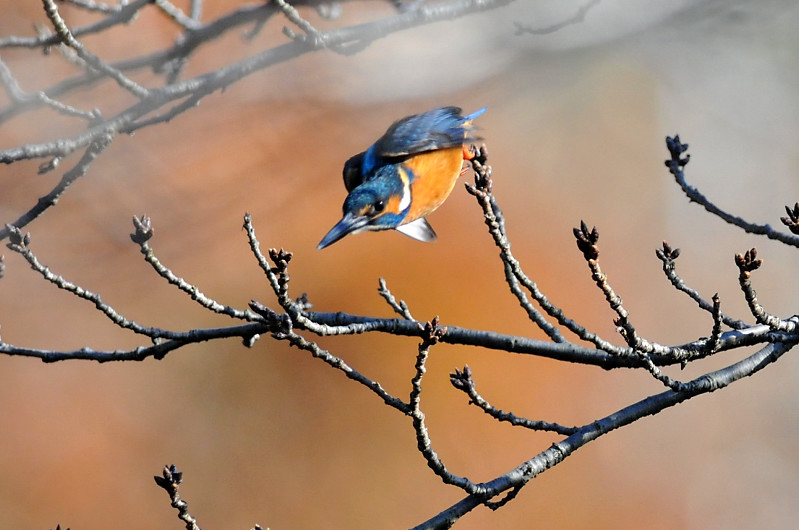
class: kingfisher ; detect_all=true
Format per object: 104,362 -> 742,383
317,106 -> 486,249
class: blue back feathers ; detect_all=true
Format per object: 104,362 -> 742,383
357,106 -> 485,184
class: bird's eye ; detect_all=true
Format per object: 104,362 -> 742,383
361,200 -> 386,217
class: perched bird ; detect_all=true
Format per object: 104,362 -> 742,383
317,106 -> 486,249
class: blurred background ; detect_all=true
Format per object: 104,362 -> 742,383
1,0 -> 798,528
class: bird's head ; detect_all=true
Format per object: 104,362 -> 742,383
317,165 -> 410,249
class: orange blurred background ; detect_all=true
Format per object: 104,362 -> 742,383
1,1 -> 798,528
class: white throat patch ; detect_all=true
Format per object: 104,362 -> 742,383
397,167 -> 412,212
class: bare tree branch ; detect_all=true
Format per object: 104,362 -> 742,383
415,338 -> 797,529
154,465 -> 202,530
0,0 -> 517,241
1,3 -> 796,528
656,240 -> 748,330
42,0 -> 150,98
665,135 -> 799,248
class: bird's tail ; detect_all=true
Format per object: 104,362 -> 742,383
463,107 -> 487,123
462,107 -> 487,144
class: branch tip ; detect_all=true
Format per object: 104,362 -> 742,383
268,247 -> 293,271
153,464 -> 182,490
154,464 -> 201,530
573,220 -> 599,261
656,241 -> 680,261
735,247 -> 762,277
449,365 -> 474,393
5,224 -> 30,250
665,134 -> 690,168
130,215 -> 153,244
779,202 -> 799,235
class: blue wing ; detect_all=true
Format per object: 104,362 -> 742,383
377,106 -> 483,156
360,106 -> 486,177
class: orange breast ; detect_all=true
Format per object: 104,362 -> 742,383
401,147 -> 464,223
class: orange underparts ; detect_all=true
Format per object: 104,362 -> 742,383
401,146 -> 464,223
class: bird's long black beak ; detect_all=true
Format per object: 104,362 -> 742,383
317,212 -> 369,249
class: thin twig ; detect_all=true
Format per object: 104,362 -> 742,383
465,149 -> 564,343
0,55 -> 100,122
501,260 -> 565,341
410,319 -> 480,494
0,0 -> 151,49
466,147 -> 631,356
573,221 -> 674,356
377,278 -> 415,320
153,465 -> 202,530
123,94 -> 204,131
275,0 -> 325,47
249,299 -> 410,412
5,226 -> 193,341
0,133 -> 113,241
450,366 -> 578,435
42,0 -> 150,98
244,213 -> 363,337
154,0 -> 203,30
130,216 -> 260,322
573,222 -> 698,388
734,248 -> 797,332
655,241 -> 747,329
665,135 -> 799,248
